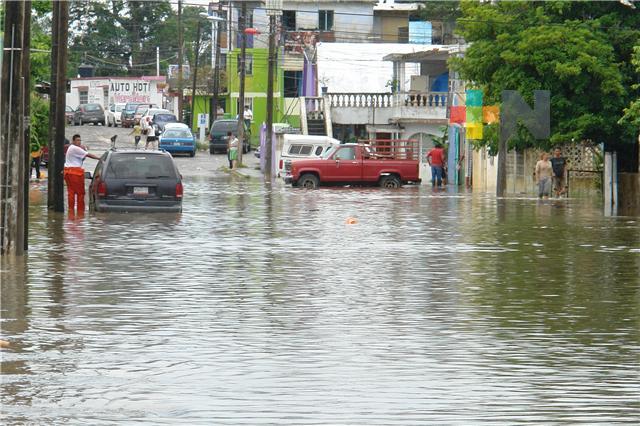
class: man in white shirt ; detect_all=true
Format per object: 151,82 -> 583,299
64,134 -> 101,213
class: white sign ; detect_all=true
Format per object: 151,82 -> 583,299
198,113 -> 209,128
109,80 -> 155,104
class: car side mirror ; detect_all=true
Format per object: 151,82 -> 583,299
84,171 -> 93,179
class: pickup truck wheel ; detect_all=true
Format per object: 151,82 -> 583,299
380,175 -> 402,189
298,173 -> 319,189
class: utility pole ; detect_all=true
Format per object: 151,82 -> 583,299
496,126 -> 507,197
190,22 -> 202,132
178,0 -> 184,122
1,0 -> 25,255
236,0 -> 247,166
48,0 -> 68,213
19,1 -> 32,253
265,1 -> 282,181
211,1 -> 224,123
156,46 -> 160,76
47,0 -> 59,209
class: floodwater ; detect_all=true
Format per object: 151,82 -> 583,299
2,174 -> 640,424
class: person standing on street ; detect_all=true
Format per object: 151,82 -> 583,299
64,134 -> 101,213
227,131 -> 239,169
550,147 -> 569,197
534,152 -> 553,199
129,122 -> 142,149
426,143 -> 446,188
30,144 -> 42,180
144,117 -> 156,150
243,105 -> 253,137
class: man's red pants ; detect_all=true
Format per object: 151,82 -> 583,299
64,167 -> 85,212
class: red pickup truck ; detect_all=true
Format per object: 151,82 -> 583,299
285,142 -> 421,189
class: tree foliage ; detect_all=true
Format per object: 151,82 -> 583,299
67,1 -> 211,77
451,0 -> 640,151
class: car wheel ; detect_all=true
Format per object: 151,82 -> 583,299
107,118 -> 112,127
79,118 -> 83,126
190,150 -> 196,157
380,175 -> 402,189
209,147 -> 215,155
298,173 -> 319,189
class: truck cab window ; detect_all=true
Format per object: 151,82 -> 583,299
335,147 -> 356,160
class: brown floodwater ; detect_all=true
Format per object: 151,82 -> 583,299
2,175 -> 639,424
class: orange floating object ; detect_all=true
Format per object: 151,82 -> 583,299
0,340 -> 10,348
346,217 -> 358,224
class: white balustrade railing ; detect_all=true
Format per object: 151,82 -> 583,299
328,92 -> 448,109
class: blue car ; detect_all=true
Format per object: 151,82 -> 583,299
159,125 -> 196,157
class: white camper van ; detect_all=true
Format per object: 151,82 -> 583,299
278,134 -> 341,177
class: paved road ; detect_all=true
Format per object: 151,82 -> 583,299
63,122 -> 261,179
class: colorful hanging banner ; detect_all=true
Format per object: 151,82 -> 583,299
466,89 -> 483,107
465,122 -> 483,140
449,106 -> 466,124
483,105 -> 500,124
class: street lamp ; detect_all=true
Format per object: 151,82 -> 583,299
199,11 -> 225,70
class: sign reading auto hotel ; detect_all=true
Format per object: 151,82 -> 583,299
109,80 -> 155,104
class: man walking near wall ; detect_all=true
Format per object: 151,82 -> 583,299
550,147 -> 569,197
426,143 -> 446,188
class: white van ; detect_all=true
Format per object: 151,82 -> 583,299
277,134 -> 341,177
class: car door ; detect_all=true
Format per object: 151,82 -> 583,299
332,146 -> 361,181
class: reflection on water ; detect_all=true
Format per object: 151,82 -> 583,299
2,178 -> 639,424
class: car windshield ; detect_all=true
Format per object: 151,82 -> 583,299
105,155 -> 177,179
125,104 -> 140,112
163,130 -> 192,139
136,106 -> 149,115
66,106 -> 73,112
211,121 -> 237,132
85,104 -> 101,111
155,114 -> 177,122
321,146 -> 337,159
115,105 -> 125,112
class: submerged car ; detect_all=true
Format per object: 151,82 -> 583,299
88,150 -> 183,213
159,124 -> 196,157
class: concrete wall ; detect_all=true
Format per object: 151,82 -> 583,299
331,105 -> 394,125
251,1 -> 375,46
66,77 -> 165,110
317,43 -> 433,93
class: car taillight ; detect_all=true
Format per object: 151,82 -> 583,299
279,159 -> 283,170
97,180 -> 107,197
175,182 -> 183,198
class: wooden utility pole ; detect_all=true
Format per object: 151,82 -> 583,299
190,22 -> 202,131
1,0 -> 25,255
47,0 -> 59,209
177,0 -> 184,122
18,1 -> 32,254
236,0 -> 247,166
211,1 -> 224,123
48,0 -> 68,213
265,14 -> 277,181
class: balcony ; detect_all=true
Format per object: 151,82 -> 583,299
327,91 -> 448,125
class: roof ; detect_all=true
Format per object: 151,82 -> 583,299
382,46 -> 463,63
164,123 -> 190,129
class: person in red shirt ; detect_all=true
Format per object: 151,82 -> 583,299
426,143 -> 446,188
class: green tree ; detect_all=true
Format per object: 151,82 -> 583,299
620,45 -> 640,127
451,0 -> 639,152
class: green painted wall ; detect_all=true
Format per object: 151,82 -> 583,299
226,47 -> 298,144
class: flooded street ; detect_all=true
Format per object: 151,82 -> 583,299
2,128 -> 640,424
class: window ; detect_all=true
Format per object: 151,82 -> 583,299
237,53 -> 253,75
335,147 -> 356,160
79,90 -> 88,104
284,71 -> 303,97
319,10 -> 334,31
315,146 -> 323,156
282,10 -> 296,31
